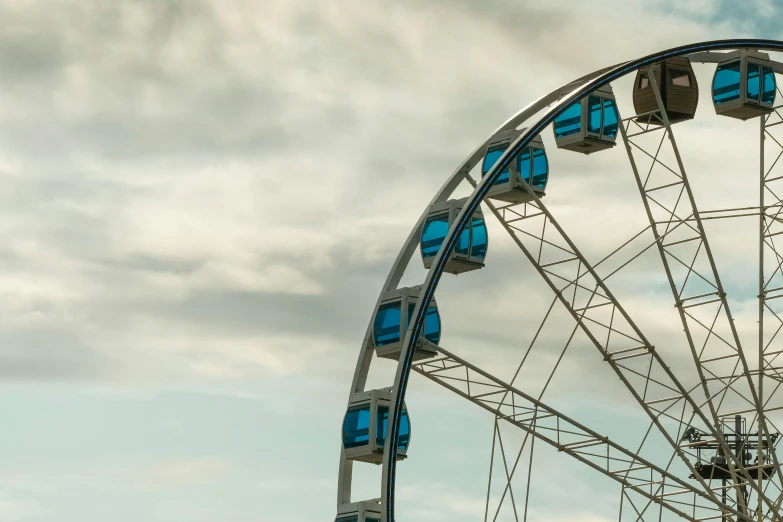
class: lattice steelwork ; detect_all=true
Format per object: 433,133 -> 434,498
618,67 -> 783,521
335,41 -> 783,522
413,347 -> 750,522
759,92 -> 783,519
465,179 -> 756,518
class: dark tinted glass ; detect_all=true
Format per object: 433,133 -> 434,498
587,96 -> 602,135
531,148 -> 548,188
482,144 -> 510,184
602,98 -> 619,139
470,218 -> 488,259
373,302 -> 401,346
747,62 -> 761,102
375,406 -> 410,450
342,406 -> 370,448
421,214 -> 449,259
762,66 -> 776,105
712,61 -> 740,105
456,222 -> 469,256
517,148 -> 531,183
554,101 -> 581,138
424,306 -> 441,344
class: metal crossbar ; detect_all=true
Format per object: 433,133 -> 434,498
462,170 -> 763,515
619,66 -> 783,519
412,347 -> 750,522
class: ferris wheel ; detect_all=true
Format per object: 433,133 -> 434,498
335,39 -> 783,522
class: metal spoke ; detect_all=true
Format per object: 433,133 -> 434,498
412,346 -> 749,521
466,162 -> 758,511
619,66 -> 783,517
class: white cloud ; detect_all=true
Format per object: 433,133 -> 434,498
143,458 -> 233,487
0,492 -> 47,522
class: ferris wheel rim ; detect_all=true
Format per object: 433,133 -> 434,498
338,38 -> 783,522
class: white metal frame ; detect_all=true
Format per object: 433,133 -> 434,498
336,39 -> 783,522
619,64 -> 783,519
336,500 -> 383,522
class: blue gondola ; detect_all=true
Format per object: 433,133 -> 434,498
482,128 -> 549,203
421,198 -> 487,274
335,501 -> 382,522
372,286 -> 440,361
553,84 -> 619,154
713,50 -> 777,120
342,388 -> 410,464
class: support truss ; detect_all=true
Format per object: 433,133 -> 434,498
464,167 -> 759,514
759,96 -> 783,516
618,67 -> 783,519
760,99 -> 783,397
412,347 -> 748,521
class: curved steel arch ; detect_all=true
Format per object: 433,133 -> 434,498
336,64 -> 619,507
345,39 -> 783,522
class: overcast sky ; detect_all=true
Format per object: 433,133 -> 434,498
1,1 -> 783,521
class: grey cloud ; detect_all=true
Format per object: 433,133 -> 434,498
0,0 -> 293,163
81,248 -> 387,337
0,0 -> 770,394
0,328 -> 112,380
98,253 -> 204,276
414,0 -> 573,39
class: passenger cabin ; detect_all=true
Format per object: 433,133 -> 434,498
335,501 -> 382,522
482,128 -> 548,204
372,286 -> 440,361
421,198 -> 487,274
553,85 -> 619,154
712,50 -> 777,120
632,57 -> 698,124
342,388 -> 410,464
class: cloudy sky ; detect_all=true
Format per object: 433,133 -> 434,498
2,1 -> 783,521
